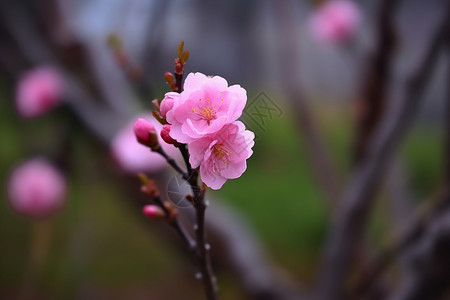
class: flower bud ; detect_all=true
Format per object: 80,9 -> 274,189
160,124 -> 177,145
142,205 -> 166,219
160,93 -> 177,118
165,72 -> 177,91
174,57 -> 183,75
134,118 -> 159,150
7,158 -> 67,219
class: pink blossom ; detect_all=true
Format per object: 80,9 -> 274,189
166,72 -> 247,143
188,121 -> 254,190
7,158 -> 67,219
160,92 -> 178,118
16,66 -> 64,118
111,116 -> 180,173
309,0 -> 361,44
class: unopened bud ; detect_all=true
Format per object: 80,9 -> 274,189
140,179 -> 159,198
163,202 -> 178,221
185,194 -> 195,205
165,72 -> 177,91
133,118 -> 159,150
160,124 -> 177,145
174,58 -> 183,75
142,205 -> 166,219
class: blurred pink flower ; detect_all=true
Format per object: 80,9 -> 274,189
188,121 -> 255,190
111,116 -> 180,173
16,66 -> 64,118
309,0 -> 362,44
7,158 -> 67,219
166,72 -> 247,143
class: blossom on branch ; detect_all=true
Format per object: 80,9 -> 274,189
188,121 -> 255,190
163,72 -> 247,143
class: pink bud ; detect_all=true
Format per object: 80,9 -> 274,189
110,115 -> 182,174
7,158 -> 67,219
142,205 -> 165,219
160,124 -> 177,145
134,118 -> 158,149
16,66 -> 64,118
160,93 -> 177,118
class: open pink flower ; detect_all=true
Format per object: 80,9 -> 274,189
111,115 -> 181,173
309,0 -> 361,44
166,72 -> 247,143
188,121 -> 254,190
16,66 -> 64,118
7,158 -> 67,219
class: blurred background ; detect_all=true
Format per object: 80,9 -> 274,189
0,0 -> 449,299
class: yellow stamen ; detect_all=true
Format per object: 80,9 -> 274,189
200,106 -> 215,121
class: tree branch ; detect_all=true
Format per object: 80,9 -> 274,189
315,2 -> 450,298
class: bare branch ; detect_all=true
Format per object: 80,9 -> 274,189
315,2 -> 450,298
353,0 -> 400,163
273,0 -> 342,209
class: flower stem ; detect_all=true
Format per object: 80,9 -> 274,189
154,147 -> 188,179
186,169 -> 218,300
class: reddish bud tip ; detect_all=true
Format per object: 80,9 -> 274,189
142,205 -> 166,219
165,72 -> 175,85
174,58 -> 183,75
160,124 -> 177,145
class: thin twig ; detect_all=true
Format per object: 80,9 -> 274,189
151,194 -> 196,251
154,147 -> 189,180
179,144 -> 193,175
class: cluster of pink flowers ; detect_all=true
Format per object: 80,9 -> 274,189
16,66 -> 64,118
7,158 -> 67,219
160,72 -> 255,190
309,0 -> 362,45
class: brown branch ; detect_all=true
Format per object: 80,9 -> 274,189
315,2 -> 450,298
353,0 -> 400,163
351,187 -> 450,298
387,191 -> 450,300
273,0 -> 341,209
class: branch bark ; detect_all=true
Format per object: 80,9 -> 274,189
315,2 -> 450,298
353,0 -> 400,163
273,0 -> 341,209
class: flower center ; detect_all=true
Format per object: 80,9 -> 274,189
200,106 -> 215,122
212,144 -> 232,174
213,144 -> 232,161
